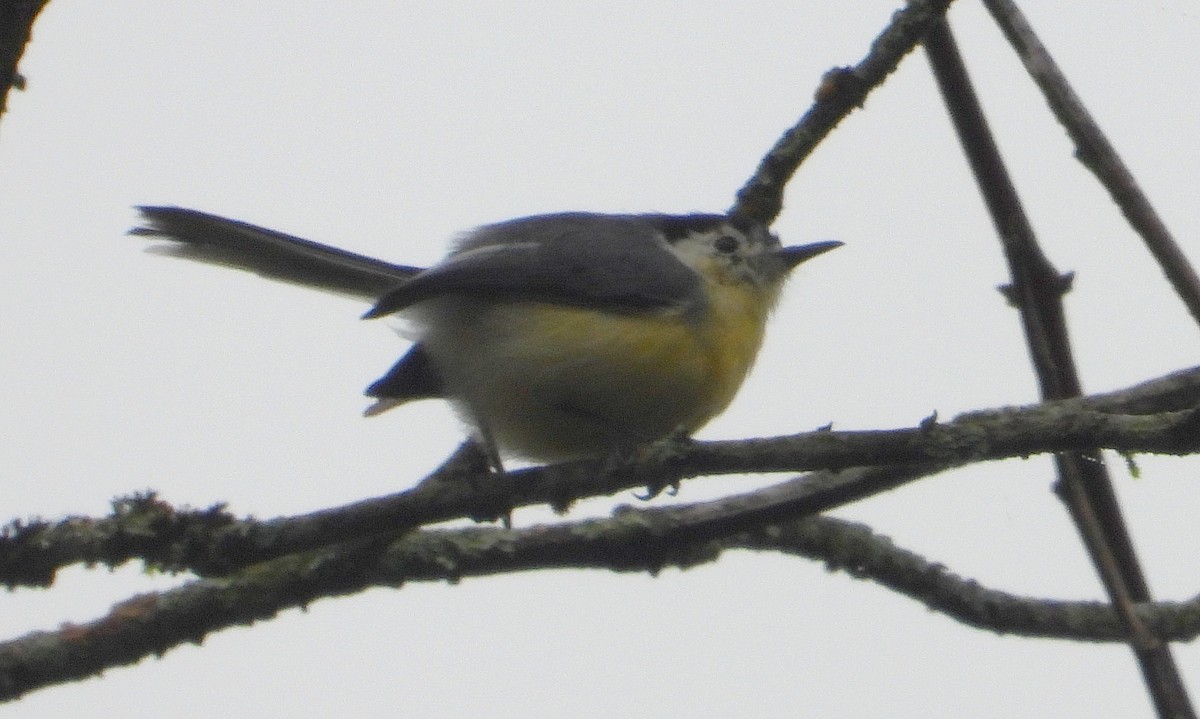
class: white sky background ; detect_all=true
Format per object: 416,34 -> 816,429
0,2 -> 1198,716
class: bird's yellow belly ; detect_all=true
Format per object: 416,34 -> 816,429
419,282 -> 771,461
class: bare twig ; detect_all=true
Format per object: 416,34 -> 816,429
4,504 -> 1200,703
924,17 -> 1194,718
728,0 -> 956,225
2,368 -> 1197,588
982,0 -> 1200,331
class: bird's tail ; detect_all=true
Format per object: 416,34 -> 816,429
130,206 -> 420,299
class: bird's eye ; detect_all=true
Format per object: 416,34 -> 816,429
714,235 -> 740,254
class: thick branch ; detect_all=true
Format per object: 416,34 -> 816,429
1,366 -> 1198,587
0,0 -> 48,125
3,506 -> 1200,703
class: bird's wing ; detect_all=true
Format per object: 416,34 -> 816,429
131,206 -> 421,300
365,213 -> 703,318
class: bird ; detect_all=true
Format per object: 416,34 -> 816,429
131,207 -> 840,471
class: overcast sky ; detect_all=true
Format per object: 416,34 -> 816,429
1,3 -> 1198,717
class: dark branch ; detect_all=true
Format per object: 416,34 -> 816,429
4,504 -> 1200,703
0,0 -> 48,126
1,366 -> 1198,588
924,17 -> 1193,717
981,0 -> 1200,331
728,0 -> 956,225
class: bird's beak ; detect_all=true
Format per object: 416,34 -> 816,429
776,240 -> 843,270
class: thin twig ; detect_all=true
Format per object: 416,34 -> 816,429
924,18 -> 1194,718
728,0 -> 956,225
982,0 -> 1200,331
